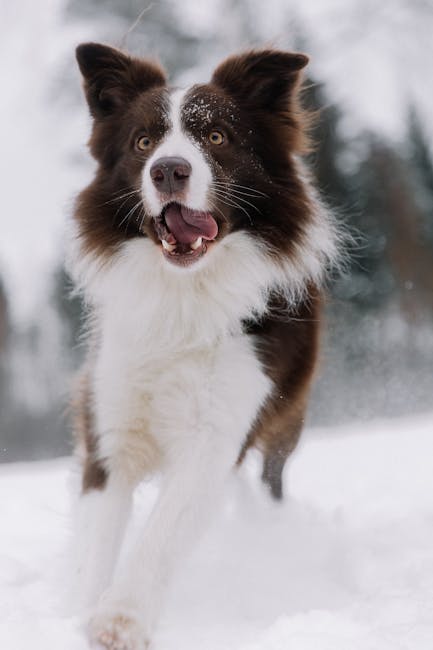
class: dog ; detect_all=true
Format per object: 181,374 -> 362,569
69,42 -> 338,649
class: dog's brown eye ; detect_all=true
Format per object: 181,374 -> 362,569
209,130 -> 225,145
136,135 -> 151,150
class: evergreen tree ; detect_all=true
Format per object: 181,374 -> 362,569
407,108 -> 433,246
51,265 -> 85,366
0,277 -> 9,419
0,277 -> 8,353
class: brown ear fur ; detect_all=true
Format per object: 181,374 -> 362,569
76,42 -> 167,118
211,49 -> 308,112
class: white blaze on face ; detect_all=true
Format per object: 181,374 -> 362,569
142,88 -> 213,216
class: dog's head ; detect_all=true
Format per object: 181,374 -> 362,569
75,43 -> 320,272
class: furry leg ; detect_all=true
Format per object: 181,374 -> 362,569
70,475 -> 134,613
88,437 -> 233,648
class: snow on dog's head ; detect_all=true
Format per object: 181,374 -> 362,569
73,42 -> 338,299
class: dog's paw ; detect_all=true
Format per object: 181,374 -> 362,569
89,611 -> 150,650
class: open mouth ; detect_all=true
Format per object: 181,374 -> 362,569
153,202 -> 219,266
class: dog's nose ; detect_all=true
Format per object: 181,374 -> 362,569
150,157 -> 192,194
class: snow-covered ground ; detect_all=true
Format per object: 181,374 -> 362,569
1,414 -> 432,649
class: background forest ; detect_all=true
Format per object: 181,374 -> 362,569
1,0 -> 432,461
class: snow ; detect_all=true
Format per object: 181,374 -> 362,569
1,413 -> 433,649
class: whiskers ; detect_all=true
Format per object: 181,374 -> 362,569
99,187 -> 140,207
211,181 -> 268,225
118,197 -> 145,232
99,186 -> 146,233
97,180 -> 269,235
213,181 -> 269,199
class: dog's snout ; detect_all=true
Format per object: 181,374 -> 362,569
150,157 -> 192,194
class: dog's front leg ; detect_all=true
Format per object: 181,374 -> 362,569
88,434 -> 234,649
70,473 -> 134,614
87,337 -> 271,649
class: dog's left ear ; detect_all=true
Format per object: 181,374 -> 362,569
211,49 -> 308,112
76,42 -> 167,118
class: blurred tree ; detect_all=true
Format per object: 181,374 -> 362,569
51,265 -> 84,357
66,0 -> 210,77
0,277 -> 9,427
0,277 -> 8,353
361,142 -> 433,319
303,80 -> 386,310
407,108 -> 433,246
304,82 -> 352,207
303,79 -> 433,424
304,81 -> 433,318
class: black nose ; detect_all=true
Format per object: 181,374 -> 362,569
150,157 -> 192,194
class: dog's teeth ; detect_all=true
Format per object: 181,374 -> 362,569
190,237 -> 203,250
162,239 -> 176,252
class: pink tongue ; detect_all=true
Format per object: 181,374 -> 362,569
164,204 -> 218,244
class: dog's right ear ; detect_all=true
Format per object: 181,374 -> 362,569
76,42 -> 167,118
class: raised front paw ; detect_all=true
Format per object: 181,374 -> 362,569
89,611 -> 150,650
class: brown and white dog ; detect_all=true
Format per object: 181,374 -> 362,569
69,42 -> 338,649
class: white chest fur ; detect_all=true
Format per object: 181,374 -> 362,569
70,222 -> 336,479
93,322 -> 271,478
82,234 -> 277,480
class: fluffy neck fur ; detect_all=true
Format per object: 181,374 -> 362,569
69,203 -> 338,354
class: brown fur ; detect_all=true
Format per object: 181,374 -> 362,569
73,44 -> 326,500
238,292 -> 321,497
74,44 -> 314,265
72,370 -> 108,492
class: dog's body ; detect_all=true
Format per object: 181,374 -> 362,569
70,43 -> 338,649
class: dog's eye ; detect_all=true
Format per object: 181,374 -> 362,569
136,135 -> 151,151
209,130 -> 225,146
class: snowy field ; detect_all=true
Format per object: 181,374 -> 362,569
1,414 -> 432,650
